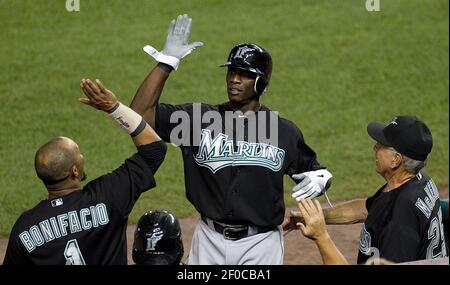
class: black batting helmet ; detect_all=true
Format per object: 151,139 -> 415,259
132,210 -> 184,265
221,43 -> 272,95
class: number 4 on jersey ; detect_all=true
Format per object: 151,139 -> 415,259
64,239 -> 86,265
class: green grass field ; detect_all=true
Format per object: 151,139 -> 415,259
0,0 -> 448,236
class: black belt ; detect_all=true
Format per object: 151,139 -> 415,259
201,216 -> 277,241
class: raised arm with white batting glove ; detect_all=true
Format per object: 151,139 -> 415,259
143,14 -> 204,70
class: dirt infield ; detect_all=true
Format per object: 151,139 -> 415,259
1,189 -> 447,265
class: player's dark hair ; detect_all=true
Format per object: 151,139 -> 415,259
35,137 -> 76,185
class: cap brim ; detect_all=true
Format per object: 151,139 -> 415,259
367,122 -> 391,146
218,63 -> 260,76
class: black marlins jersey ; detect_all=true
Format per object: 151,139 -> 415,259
3,142 -> 166,265
358,172 -> 447,264
155,102 -> 323,228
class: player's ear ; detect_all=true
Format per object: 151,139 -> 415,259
71,165 -> 80,179
392,152 -> 403,169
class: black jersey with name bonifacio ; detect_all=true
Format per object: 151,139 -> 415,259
358,172 -> 447,264
3,141 -> 167,265
155,102 -> 324,228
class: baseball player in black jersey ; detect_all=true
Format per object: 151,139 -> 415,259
287,115 -> 447,264
130,14 -> 332,265
3,79 -> 167,265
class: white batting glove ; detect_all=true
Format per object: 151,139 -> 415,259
291,169 -> 332,201
143,14 -> 204,70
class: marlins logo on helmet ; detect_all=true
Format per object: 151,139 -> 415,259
133,210 -> 184,265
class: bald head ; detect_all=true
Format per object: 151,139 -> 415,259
35,137 -> 81,185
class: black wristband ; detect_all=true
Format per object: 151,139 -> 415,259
130,119 -> 147,137
157,62 -> 174,74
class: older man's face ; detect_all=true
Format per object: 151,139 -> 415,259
373,143 -> 398,178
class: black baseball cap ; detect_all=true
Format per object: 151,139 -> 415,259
367,115 -> 433,161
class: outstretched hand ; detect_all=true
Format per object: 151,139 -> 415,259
296,199 -> 328,241
143,14 -> 203,70
162,14 -> 204,60
291,169 -> 332,201
79,79 -> 118,112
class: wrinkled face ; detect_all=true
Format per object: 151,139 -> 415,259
226,67 -> 257,104
373,142 -> 401,178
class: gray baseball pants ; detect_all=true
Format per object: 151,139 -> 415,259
186,218 -> 284,265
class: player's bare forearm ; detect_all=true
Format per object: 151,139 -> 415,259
315,234 -> 348,265
323,198 -> 368,225
130,65 -> 170,129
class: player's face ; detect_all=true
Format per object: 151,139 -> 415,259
373,143 -> 398,178
226,67 -> 257,104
